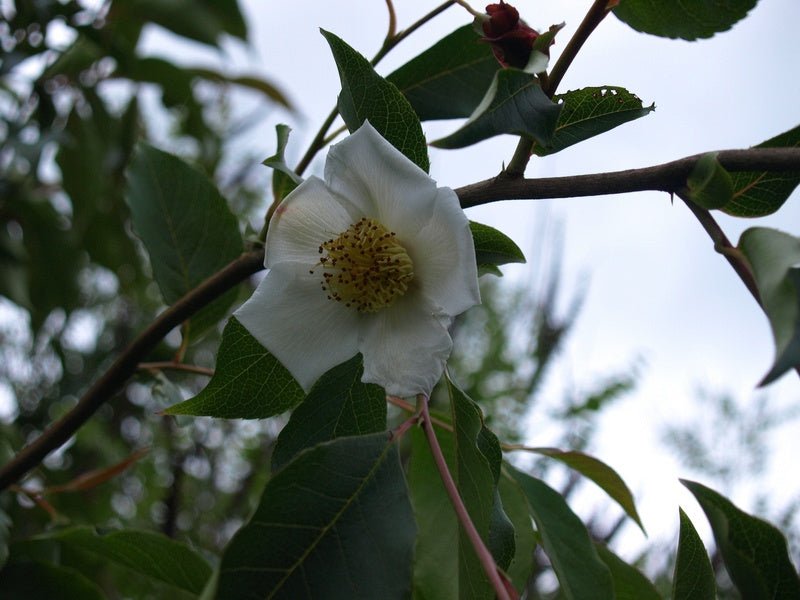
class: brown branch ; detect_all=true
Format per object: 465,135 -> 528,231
457,147 -> 800,207
0,250 -> 265,492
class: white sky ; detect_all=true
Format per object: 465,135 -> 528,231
141,0 -> 800,560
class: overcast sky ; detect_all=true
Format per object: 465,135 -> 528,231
142,0 -> 800,556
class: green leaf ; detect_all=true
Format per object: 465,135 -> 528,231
447,376 -> 515,599
498,474 -> 538,592
682,479 -> 800,599
164,316 -> 305,418
0,560 -> 105,600
408,426 -> 458,600
386,25 -> 499,121
470,221 -> 526,277
216,433 -> 416,599
508,465 -> 614,600
113,0 -> 246,46
39,527 -> 211,594
432,69 -> 561,149
686,152 -> 734,209
271,354 -> 385,472
738,227 -> 800,385
613,0 -> 758,40
527,447 -> 645,533
673,508 -> 716,600
595,544 -> 662,600
321,29 -> 430,173
534,86 -> 654,156
125,143 -> 243,336
262,124 -> 303,205
723,125 -> 800,217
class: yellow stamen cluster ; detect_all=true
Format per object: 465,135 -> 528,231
312,217 -> 414,313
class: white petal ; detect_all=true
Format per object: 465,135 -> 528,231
234,263 -> 360,392
324,121 -> 437,238
358,294 -> 453,397
408,187 -> 481,317
266,176 -> 357,268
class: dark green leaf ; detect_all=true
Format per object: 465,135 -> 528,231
447,376 -> 515,599
262,124 -> 303,205
498,474 -> 538,592
57,99 -> 142,287
534,86 -> 654,156
686,152 -> 734,209
386,25 -> 498,121
738,227 -> 800,385
10,192 -> 83,329
217,433 -> 415,599
596,543 -> 662,600
613,0 -> 758,40
321,29 -> 429,172
508,466 -> 614,600
470,221 -> 526,277
165,316 -> 304,418
271,354 -> 385,472
125,143 -> 243,336
432,69 -> 561,149
682,479 -> 800,599
528,447 -> 645,533
40,527 -> 211,594
673,508 -> 716,600
408,426 -> 458,600
723,125 -> 800,217
0,560 -> 105,600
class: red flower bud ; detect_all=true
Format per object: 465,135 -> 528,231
480,1 -> 541,70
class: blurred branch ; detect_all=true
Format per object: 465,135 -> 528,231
0,250 -> 264,492
457,147 -> 800,207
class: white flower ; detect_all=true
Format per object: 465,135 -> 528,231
236,121 -> 480,397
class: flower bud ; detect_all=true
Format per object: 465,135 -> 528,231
479,1 -> 541,71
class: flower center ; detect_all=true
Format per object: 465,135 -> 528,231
313,217 -> 414,313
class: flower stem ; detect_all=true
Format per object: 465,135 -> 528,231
418,394 -> 517,600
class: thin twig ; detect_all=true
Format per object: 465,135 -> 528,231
418,394 -> 516,600
0,250 -> 265,492
457,147 -> 800,207
506,0 -> 614,177
139,362 -> 215,377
